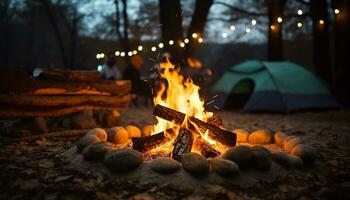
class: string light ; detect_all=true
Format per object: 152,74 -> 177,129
128,51 -> 133,56
334,9 -> 340,15
100,53 -> 105,59
115,51 -> 120,56
245,28 -> 251,33
298,9 -> 303,15
180,42 -> 185,48
158,42 -> 164,48
184,38 -> 189,43
151,46 -> 156,52
297,22 -> 302,28
251,19 -> 256,26
198,37 -> 203,43
230,25 -> 235,31
169,40 -> 174,45
120,52 -> 125,57
319,19 -> 324,25
137,45 -> 143,51
96,54 -> 100,59
132,50 -> 137,55
277,17 -> 283,23
192,33 -> 198,38
222,32 -> 227,38
270,25 -> 276,30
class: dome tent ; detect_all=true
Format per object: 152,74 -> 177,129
212,60 -> 338,112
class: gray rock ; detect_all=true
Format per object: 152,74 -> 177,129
182,153 -> 209,176
77,134 -> 101,153
274,131 -> 287,147
289,155 -> 303,168
291,144 -> 317,166
82,141 -> 114,160
104,148 -> 143,173
95,109 -> 120,128
87,128 -> 107,141
248,129 -> 273,144
142,125 -> 154,137
284,137 -> 303,153
107,127 -> 129,144
211,158 -> 239,177
252,146 -> 272,170
222,146 -> 253,168
33,117 -> 48,133
233,129 -> 249,143
150,157 -> 181,173
63,110 -> 97,129
272,152 -> 303,168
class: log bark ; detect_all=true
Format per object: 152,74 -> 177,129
0,94 -> 131,107
132,129 -> 173,152
153,104 -> 236,146
193,137 -> 220,158
35,68 -> 101,82
172,128 -> 194,161
0,68 -> 131,96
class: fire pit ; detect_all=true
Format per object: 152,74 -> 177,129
70,61 -> 317,186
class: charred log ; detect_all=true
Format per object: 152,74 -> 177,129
193,137 -> 220,158
172,128 -> 194,161
132,129 -> 173,152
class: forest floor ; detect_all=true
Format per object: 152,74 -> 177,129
0,107 -> 350,200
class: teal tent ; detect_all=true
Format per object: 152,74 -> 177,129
212,60 -> 338,112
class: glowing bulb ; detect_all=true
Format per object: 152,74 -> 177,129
180,42 -> 185,48
169,40 -> 174,45
198,37 -> 203,43
158,42 -> 164,48
133,50 -> 137,55
245,28 -> 251,33
277,17 -> 283,23
251,19 -> 256,26
222,32 -> 227,38
96,54 -> 100,59
298,9 -> 303,15
230,25 -> 235,31
97,65 -> 103,72
128,51 -> 133,56
137,45 -> 143,51
334,9 -> 340,15
100,53 -> 105,59
184,38 -> 189,43
192,33 -> 198,38
151,46 -> 156,52
319,19 -> 324,25
115,51 -> 120,56
120,52 -> 125,57
297,22 -> 302,28
270,25 -> 276,30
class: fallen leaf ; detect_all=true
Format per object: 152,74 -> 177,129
54,175 -> 72,182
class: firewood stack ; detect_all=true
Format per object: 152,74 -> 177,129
0,67 -> 131,118
132,104 -> 237,160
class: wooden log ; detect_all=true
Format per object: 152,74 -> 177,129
153,104 -> 236,146
0,94 -> 131,107
193,137 -> 220,158
0,105 -> 128,118
172,128 -> 194,161
0,68 -> 130,96
132,129 -> 174,152
207,115 -> 222,127
34,68 -> 101,82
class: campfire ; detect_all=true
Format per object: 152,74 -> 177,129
131,61 -> 236,160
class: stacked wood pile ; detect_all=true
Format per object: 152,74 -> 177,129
0,67 -> 131,118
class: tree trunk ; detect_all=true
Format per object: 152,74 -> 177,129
310,0 -> 332,85
332,0 -> 350,106
185,0 -> 213,58
266,0 -> 286,61
159,0 -> 185,65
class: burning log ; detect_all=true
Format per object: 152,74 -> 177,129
132,129 -> 174,152
172,128 -> 194,161
193,137 -> 220,158
206,115 -> 223,127
153,105 -> 236,146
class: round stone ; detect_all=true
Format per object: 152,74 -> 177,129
274,131 -> 287,147
77,134 -> 101,153
272,152 -> 303,168
211,158 -> 239,177
104,148 -> 143,173
289,155 -> 303,168
222,146 -> 253,168
82,141 -> 114,160
182,153 -> 209,176
284,137 -> 303,153
248,129 -> 273,144
142,125 -> 154,137
107,127 -> 129,144
252,146 -> 272,171
87,128 -> 107,141
126,125 -> 142,138
150,157 -> 181,173
233,129 -> 250,143
291,144 -> 317,166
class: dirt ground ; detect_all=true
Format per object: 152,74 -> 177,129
1,107 -> 350,200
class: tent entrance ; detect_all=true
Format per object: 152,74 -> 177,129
224,79 -> 254,110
